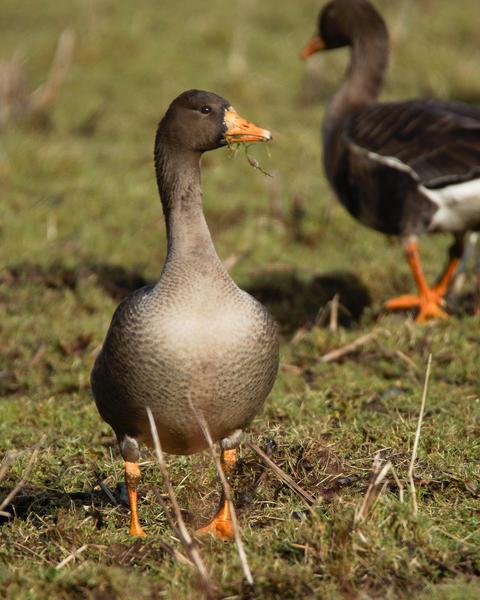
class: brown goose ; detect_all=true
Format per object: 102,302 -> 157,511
301,0 -> 480,322
91,90 -> 279,539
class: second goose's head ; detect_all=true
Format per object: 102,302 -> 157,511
301,0 -> 387,58
156,89 -> 272,154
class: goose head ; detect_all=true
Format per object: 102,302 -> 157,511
156,89 -> 272,153
301,0 -> 387,58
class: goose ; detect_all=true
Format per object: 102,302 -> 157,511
301,0 -> 480,322
91,90 -> 279,539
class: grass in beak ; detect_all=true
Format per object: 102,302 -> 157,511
226,141 -> 272,178
244,145 -> 273,178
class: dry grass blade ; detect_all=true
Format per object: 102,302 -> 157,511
30,29 -> 76,112
188,399 -> 254,587
0,29 -> 75,129
146,407 -> 216,600
0,50 -> 27,129
0,444 -> 38,483
408,353 -> 432,515
394,349 -> 419,375
227,0 -> 252,76
248,441 -> 315,506
55,544 -> 88,570
373,338 -> 420,377
354,454 -> 391,525
0,438 -> 45,512
329,293 -> 339,333
13,541 -> 52,565
315,299 -> 352,328
320,332 -> 377,363
0,455 -> 15,483
390,464 -> 405,504
170,547 -> 195,567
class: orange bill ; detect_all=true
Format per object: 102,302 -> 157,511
224,107 -> 272,144
300,35 -> 325,59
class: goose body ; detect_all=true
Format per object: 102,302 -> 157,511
327,99 -> 480,237
92,256 -> 278,456
302,0 -> 480,321
91,90 -> 279,537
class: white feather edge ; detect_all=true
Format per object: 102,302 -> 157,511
361,148 -> 480,233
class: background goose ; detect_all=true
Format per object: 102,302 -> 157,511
301,0 -> 480,322
91,90 -> 279,539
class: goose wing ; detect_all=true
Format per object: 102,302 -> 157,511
346,100 -> 480,188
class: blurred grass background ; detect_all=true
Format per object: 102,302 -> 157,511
1,0 -> 480,598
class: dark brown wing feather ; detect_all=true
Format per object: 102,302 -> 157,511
346,100 -> 480,188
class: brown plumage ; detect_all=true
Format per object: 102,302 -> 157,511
302,0 -> 480,321
91,90 -> 279,538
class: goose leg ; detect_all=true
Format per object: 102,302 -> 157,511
196,448 -> 236,540
430,256 -> 460,298
196,438 -> 240,540
125,461 -> 146,537
431,234 -> 464,298
449,233 -> 477,303
385,238 -> 453,322
120,435 -> 146,537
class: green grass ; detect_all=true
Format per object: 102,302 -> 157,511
1,0 -> 480,598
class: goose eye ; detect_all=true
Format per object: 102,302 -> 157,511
200,105 -> 212,114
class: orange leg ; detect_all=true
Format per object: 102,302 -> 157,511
125,461 -> 146,537
196,448 -> 237,540
431,256 -> 460,297
385,240 -> 459,322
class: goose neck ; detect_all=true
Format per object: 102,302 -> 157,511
325,33 -> 388,132
154,144 -> 218,262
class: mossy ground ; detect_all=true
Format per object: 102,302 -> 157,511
1,0 -> 479,598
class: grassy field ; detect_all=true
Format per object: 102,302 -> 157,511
1,0 -> 480,598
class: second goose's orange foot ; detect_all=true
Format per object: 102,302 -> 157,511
385,292 -> 449,322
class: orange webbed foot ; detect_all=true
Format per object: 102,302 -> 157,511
196,447 -> 237,541
196,513 -> 234,540
385,294 -> 424,310
196,496 -> 234,540
385,290 -> 448,322
129,522 -> 147,538
415,299 -> 448,323
385,239 -> 459,323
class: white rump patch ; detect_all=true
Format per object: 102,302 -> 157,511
423,178 -> 480,232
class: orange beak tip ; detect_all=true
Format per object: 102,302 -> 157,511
224,107 -> 272,144
300,36 -> 325,59
261,130 -> 273,142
